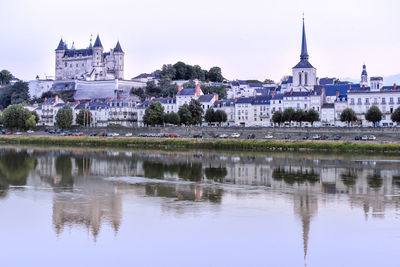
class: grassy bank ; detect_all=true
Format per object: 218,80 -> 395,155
1,135 -> 400,153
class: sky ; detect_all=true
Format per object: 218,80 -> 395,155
1,0 -> 400,83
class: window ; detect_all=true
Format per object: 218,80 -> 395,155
357,98 -> 361,104
299,73 -> 302,85
350,98 -> 355,105
390,97 -> 394,104
382,98 -> 386,104
305,72 -> 308,85
374,98 -> 378,104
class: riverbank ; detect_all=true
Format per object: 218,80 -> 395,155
1,135 -> 400,153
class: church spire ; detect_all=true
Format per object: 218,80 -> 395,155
300,17 -> 309,60
56,38 -> 65,51
93,34 -> 103,48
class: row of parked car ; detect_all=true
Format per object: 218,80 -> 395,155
137,133 -> 180,138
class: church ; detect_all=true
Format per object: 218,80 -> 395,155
55,35 -> 124,81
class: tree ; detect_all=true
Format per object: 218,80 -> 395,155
146,80 -> 162,97
142,102 -> 164,126
189,99 -> 203,125
283,108 -> 295,125
365,106 -> 382,126
30,110 -> 40,123
178,104 -> 192,126
183,80 -> 196,89
264,78 -> 275,84
55,105 -> 73,129
214,110 -> 227,126
1,104 -> 32,129
305,109 -> 320,126
0,70 -> 13,85
76,109 -> 92,126
391,107 -> 400,124
201,84 -> 227,99
207,67 -> 224,82
272,111 -> 283,126
10,81 -> 29,104
131,87 -> 146,101
293,109 -> 306,126
205,108 -> 215,124
340,108 -> 357,125
25,115 -> 36,129
163,112 -> 180,125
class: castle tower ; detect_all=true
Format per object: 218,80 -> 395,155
55,38 -> 65,80
360,64 -> 368,87
113,41 -> 124,80
292,17 -> 317,92
92,35 -> 104,80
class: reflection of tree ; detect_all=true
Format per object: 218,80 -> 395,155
75,156 -> 92,176
367,173 -> 383,190
341,170 -> 358,188
272,167 -> 319,185
55,155 -> 73,186
205,166 -> 227,182
142,161 -> 203,181
0,151 -> 37,197
392,176 -> 400,188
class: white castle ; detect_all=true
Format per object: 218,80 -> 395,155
55,35 -> 124,81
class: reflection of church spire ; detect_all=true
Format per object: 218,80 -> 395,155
302,214 -> 310,260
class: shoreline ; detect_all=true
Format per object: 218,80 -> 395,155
1,135 -> 400,153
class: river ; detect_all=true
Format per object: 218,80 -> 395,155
0,146 -> 399,266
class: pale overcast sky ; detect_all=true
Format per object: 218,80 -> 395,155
1,0 -> 399,82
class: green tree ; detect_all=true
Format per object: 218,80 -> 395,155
264,78 -> 275,84
340,108 -> 357,125
0,70 -> 13,85
391,107 -> 400,124
1,104 -> 32,129
205,108 -> 215,124
76,109 -> 92,126
183,80 -> 196,89
201,84 -> 227,99
30,110 -> 40,123
178,104 -> 192,126
305,109 -> 320,126
10,81 -> 30,104
293,109 -> 306,126
207,67 -> 224,82
272,111 -> 283,126
163,112 -> 180,125
283,108 -> 295,125
25,115 -> 36,129
143,102 -> 164,126
146,80 -> 162,97
189,99 -> 203,125
131,87 -> 146,101
214,110 -> 227,126
365,106 -> 382,126
55,105 -> 73,129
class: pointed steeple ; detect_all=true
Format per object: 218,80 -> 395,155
114,41 -> 123,53
56,38 -> 65,51
300,17 -> 309,60
89,35 -> 93,49
93,34 -> 103,48
71,41 -> 75,50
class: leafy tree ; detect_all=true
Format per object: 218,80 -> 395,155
59,90 -> 75,102
159,78 -> 178,97
183,80 -> 196,89
205,108 -> 215,124
143,102 -> 164,126
201,84 -> 227,99
163,112 -> 180,125
25,115 -> 36,129
0,70 -> 13,85
55,105 -> 73,129
264,78 -> 275,84
272,111 -> 283,126
30,110 -> 40,123
189,99 -> 203,125
207,67 -> 224,82
340,108 -> 357,125
10,81 -> 30,104
214,110 -> 227,126
293,109 -> 306,126
1,104 -> 32,129
391,107 -> 400,124
146,80 -> 162,97
131,87 -> 146,101
245,80 -> 262,84
173,61 -> 188,80
283,108 -> 295,125
178,104 -> 192,126
76,109 -> 92,126
365,106 -> 382,126
160,64 -> 176,80
305,109 -> 320,126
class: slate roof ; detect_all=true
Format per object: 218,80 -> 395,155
235,97 -> 254,104
152,97 -> 176,104
321,103 -> 334,109
314,84 -> 351,97
56,39 -> 64,50
319,78 -> 336,85
64,48 -> 94,58
284,91 -> 311,97
198,94 -> 214,102
281,76 -> 293,85
177,88 -> 196,96
253,96 -> 271,105
293,59 -> 315,69
114,41 -> 123,53
214,99 -> 235,108
249,83 -> 263,88
93,35 -> 103,48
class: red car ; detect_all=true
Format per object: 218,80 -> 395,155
167,134 -> 180,138
72,132 -> 84,136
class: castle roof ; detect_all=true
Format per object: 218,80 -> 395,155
93,35 -> 103,48
114,41 -> 123,53
56,39 -> 65,51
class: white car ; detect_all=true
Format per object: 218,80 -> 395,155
368,135 -> 376,140
264,134 -> 273,139
27,130 -> 34,134
361,135 -> 368,141
15,132 -> 23,135
231,133 -> 240,138
312,134 -> 321,140
112,133 -> 120,137
125,133 -> 133,137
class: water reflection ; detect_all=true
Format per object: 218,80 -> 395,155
0,147 -> 400,262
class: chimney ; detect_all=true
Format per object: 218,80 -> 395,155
120,97 -> 123,101
290,89 -> 294,95
178,85 -> 183,94
76,100 -> 80,105
110,98 -> 113,101
215,94 -> 219,101
336,90 -> 340,97
394,83 -> 397,89
55,95 -> 59,104
362,85 -> 366,90
283,90 -> 287,94
271,92 -> 275,98
235,98 -> 238,102
195,84 -> 201,96
45,97 -> 47,102
321,88 -> 325,94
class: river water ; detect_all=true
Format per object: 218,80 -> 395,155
0,146 -> 399,267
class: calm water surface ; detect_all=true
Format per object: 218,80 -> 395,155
0,146 -> 399,267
